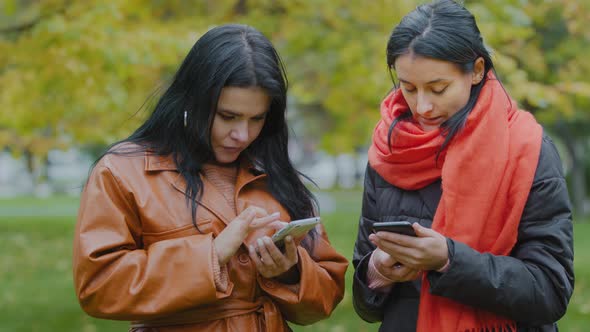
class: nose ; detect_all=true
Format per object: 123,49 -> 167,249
229,121 -> 249,143
416,92 -> 433,116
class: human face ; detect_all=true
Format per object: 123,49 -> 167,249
394,53 -> 483,132
210,86 -> 271,164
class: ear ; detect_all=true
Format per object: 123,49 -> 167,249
471,57 -> 486,85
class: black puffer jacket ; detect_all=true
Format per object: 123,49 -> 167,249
352,133 -> 574,331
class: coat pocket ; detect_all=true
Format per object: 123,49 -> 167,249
142,218 -> 212,247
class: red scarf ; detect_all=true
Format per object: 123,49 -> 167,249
368,74 -> 542,332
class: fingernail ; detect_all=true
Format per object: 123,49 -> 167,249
257,239 -> 264,246
271,212 -> 280,217
285,235 -> 292,242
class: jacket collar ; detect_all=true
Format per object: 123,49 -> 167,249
144,152 -> 266,175
145,153 -> 177,171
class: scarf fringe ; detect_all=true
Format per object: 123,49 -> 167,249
464,323 -> 517,332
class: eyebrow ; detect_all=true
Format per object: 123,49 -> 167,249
217,108 -> 268,117
398,78 -> 449,85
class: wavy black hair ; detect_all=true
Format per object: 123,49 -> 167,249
96,24 -> 317,235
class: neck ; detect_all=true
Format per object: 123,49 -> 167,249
205,159 -> 238,168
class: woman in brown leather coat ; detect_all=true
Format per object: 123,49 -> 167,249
73,24 -> 348,332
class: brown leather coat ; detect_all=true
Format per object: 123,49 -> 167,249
73,148 -> 348,331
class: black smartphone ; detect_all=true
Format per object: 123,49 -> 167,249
372,221 -> 416,237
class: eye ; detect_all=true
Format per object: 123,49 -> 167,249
401,85 -> 416,94
432,86 -> 448,95
217,113 -> 235,121
251,115 -> 266,122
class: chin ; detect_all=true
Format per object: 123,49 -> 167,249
214,155 -> 239,164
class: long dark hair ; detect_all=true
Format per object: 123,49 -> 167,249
96,24 -> 317,232
386,0 -> 496,157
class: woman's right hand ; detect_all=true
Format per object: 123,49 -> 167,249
372,248 -> 422,282
214,206 -> 282,265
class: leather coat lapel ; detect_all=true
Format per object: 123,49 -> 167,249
171,173 -> 235,226
149,153 -> 271,240
169,161 -> 267,230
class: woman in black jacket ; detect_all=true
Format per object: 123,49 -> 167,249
352,1 -> 574,331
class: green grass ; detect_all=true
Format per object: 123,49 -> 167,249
0,193 -> 588,331
0,195 -> 81,217
559,220 -> 590,332
0,215 -> 125,332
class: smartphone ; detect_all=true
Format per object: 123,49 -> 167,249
272,216 -> 321,247
372,221 -> 416,237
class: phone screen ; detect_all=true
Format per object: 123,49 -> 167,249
272,217 -> 320,247
372,221 -> 416,237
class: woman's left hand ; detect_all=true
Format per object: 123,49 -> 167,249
249,235 -> 299,279
369,223 -> 448,271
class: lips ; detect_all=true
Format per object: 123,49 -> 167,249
222,146 -> 243,152
419,116 -> 444,126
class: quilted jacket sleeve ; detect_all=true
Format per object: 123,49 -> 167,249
352,165 -> 392,322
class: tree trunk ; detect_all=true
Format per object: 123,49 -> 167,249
565,138 -> 587,218
233,0 -> 247,15
556,123 -> 588,219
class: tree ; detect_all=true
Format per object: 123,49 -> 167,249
261,0 -> 590,214
0,0 -> 220,181
470,0 -> 590,216
2,0 -> 589,213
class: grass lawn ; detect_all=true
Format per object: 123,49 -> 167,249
0,193 -> 588,331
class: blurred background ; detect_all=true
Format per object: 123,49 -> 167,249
1,0 -> 589,331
